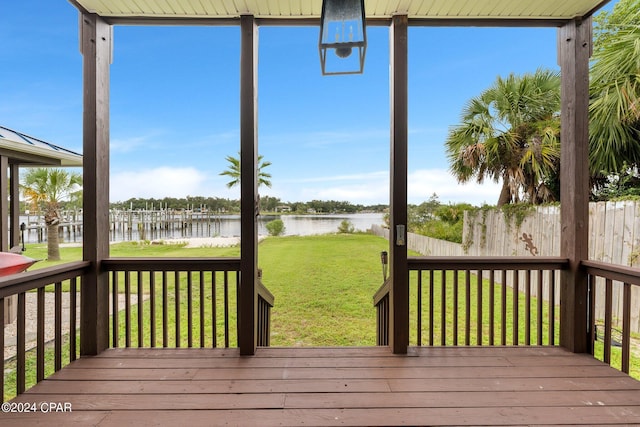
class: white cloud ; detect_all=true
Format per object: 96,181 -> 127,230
109,165 -> 502,206
111,167 -> 214,201
110,132 -> 161,153
274,168 -> 501,205
408,169 -> 501,206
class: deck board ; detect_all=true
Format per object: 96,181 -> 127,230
2,346 -> 640,426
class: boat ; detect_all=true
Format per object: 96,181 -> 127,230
0,251 -> 38,277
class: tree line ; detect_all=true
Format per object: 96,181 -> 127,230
109,195 -> 387,214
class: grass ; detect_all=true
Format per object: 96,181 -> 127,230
259,234 -> 390,346
3,233 -> 639,401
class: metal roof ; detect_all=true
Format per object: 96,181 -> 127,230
71,0 -> 607,23
0,126 -> 82,167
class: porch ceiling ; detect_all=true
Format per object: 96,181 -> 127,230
72,0 -> 607,22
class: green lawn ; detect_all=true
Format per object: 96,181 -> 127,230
259,234 -> 390,346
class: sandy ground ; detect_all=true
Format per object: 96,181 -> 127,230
153,236 -> 265,248
58,236 -> 266,249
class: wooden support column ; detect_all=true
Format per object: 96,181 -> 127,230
558,18 -> 591,353
239,15 -> 259,356
80,13 -> 111,356
0,156 -> 8,252
389,14 -> 409,354
9,164 -> 20,249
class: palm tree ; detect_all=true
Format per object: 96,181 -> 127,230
21,168 -> 82,260
220,153 -> 272,189
445,69 -> 561,206
589,1 -> 640,174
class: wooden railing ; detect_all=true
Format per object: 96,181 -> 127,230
257,276 -> 275,347
583,260 -> 640,375
375,257 -> 568,347
0,261 -> 90,402
373,278 -> 390,346
102,258 -> 274,348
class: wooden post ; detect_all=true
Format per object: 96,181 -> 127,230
558,18 -> 591,353
239,15 -> 258,356
80,12 -> 112,356
389,15 -> 409,354
10,164 -> 20,250
0,156 -> 8,252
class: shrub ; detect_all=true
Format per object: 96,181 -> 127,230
337,220 -> 355,234
265,219 -> 285,236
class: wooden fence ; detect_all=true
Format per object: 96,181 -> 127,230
371,224 -> 464,256
372,200 -> 640,332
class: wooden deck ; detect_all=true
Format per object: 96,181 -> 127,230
2,346 -> 640,426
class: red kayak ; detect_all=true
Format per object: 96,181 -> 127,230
0,252 -> 38,277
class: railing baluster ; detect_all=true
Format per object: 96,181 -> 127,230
37,287 -> 45,382
622,282 -> 631,374
112,272 -> 119,347
125,271 -> 131,347
187,272 -> 193,348
453,270 -> 458,346
604,278 -> 613,364
440,270 -> 446,346
17,292 -> 25,394
489,270 -> 495,346
384,295 -> 389,346
150,271 -> 156,348
236,272 -> 241,347
589,274 -> 596,354
429,270 -> 434,346
416,270 -> 422,346
501,269 -> 507,346
525,270 -> 531,345
200,271 -> 205,347
224,271 -> 229,348
162,271 -> 168,347
212,271 -> 217,348
70,277 -> 77,361
537,270 -> 543,346
477,269 -> 483,346
549,270 -> 556,346
55,281 -> 62,371
465,270 -> 471,346
138,271 -> 144,347
513,270 -> 519,345
175,271 -> 181,348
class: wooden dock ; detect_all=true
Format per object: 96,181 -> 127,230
22,207 -> 225,243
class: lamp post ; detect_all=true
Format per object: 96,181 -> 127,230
319,0 -> 367,75
380,250 -> 388,281
20,222 -> 26,252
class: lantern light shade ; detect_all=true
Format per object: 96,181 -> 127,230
319,0 -> 367,75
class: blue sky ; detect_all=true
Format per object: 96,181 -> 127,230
0,1 -> 614,206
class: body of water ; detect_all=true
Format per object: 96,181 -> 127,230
22,213 -> 386,244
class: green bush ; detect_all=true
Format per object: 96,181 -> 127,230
265,219 -> 286,236
415,220 -> 464,243
337,219 -> 355,234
